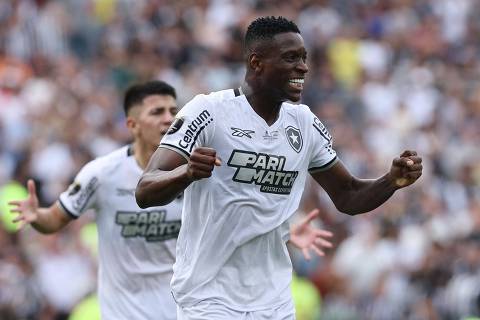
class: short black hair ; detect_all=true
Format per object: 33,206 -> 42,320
245,16 -> 300,52
123,80 -> 177,116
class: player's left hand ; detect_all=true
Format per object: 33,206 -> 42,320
289,209 -> 333,260
389,150 -> 423,188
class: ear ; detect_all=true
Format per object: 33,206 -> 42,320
248,53 -> 263,74
126,116 -> 137,134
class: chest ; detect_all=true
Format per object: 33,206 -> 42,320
213,107 -> 309,169
210,106 -> 310,195
99,165 -> 183,220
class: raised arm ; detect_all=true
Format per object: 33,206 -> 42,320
312,150 -> 422,215
135,147 -> 220,208
9,179 -> 73,233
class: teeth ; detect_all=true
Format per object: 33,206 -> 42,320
289,79 -> 304,84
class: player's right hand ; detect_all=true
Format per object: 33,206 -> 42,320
187,147 -> 221,181
8,179 -> 40,229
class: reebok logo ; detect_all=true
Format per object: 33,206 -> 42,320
227,150 -> 298,194
231,127 -> 255,138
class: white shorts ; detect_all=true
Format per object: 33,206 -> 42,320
177,299 -> 295,320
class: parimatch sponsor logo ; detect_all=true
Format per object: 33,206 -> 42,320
227,150 -> 298,194
178,110 -> 212,152
115,210 -> 181,242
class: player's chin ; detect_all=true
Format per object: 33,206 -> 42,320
283,86 -> 303,102
285,91 -> 302,102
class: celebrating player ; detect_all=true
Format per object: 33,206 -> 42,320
136,16 -> 423,320
10,80 -> 334,319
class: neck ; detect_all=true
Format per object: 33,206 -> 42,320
242,83 -> 283,126
132,141 -> 155,170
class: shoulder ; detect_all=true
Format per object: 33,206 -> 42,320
282,102 -> 312,116
80,146 -> 128,178
204,88 -> 238,103
177,89 -> 238,122
188,89 -> 237,108
282,102 -> 315,126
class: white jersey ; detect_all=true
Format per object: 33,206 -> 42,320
161,88 -> 337,311
59,146 -> 182,320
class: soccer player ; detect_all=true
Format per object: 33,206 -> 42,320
9,80 -> 334,320
9,81 -> 182,320
135,16 -> 423,320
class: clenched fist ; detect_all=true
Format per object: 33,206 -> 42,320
389,150 -> 423,188
187,147 -> 221,181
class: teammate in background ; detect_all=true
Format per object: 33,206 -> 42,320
9,80 -> 335,319
135,16 -> 423,320
10,81 -> 182,320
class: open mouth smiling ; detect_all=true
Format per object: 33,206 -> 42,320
288,78 -> 304,89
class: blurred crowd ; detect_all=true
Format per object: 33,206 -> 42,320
0,0 -> 479,319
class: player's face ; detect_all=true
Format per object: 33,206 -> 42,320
261,32 -> 308,102
134,94 -> 178,148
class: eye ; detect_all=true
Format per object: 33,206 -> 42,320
284,54 -> 298,63
150,108 -> 165,115
170,108 -> 178,116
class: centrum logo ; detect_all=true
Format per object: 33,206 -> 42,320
178,110 -> 212,152
227,149 -> 298,194
115,210 -> 181,242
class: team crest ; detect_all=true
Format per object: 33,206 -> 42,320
285,126 -> 303,153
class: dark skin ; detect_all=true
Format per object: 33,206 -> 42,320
135,32 -> 423,214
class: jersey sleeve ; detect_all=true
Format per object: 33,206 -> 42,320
58,160 -> 101,219
160,94 -> 215,160
307,114 -> 338,173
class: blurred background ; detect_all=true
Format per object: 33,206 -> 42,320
0,0 -> 480,319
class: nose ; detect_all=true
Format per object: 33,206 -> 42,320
163,111 -> 175,125
297,60 -> 308,74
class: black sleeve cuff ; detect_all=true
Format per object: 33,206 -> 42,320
308,156 -> 338,173
58,199 -> 79,219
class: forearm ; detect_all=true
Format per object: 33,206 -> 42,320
31,204 -> 70,234
136,164 -> 192,208
337,173 -> 397,215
